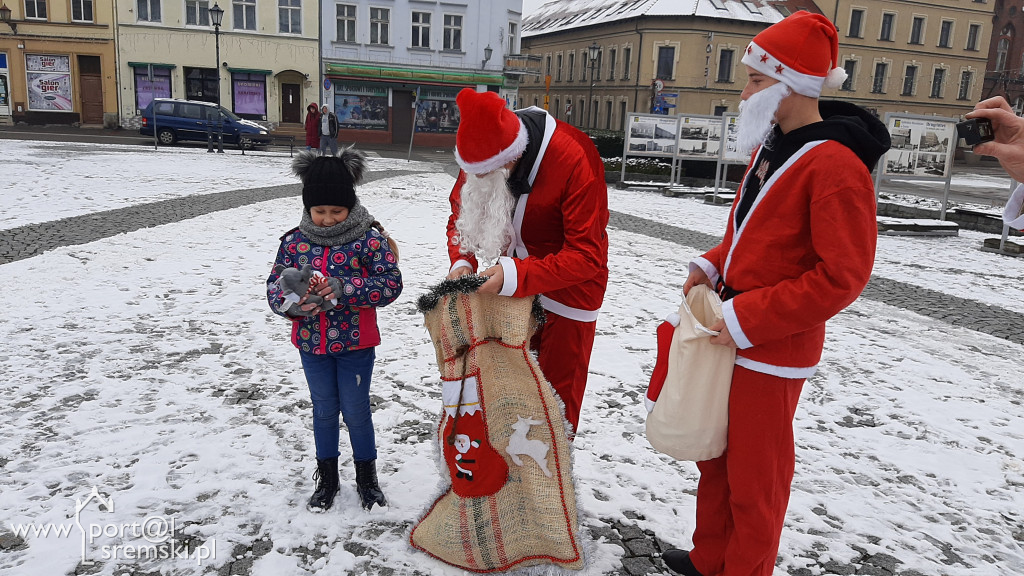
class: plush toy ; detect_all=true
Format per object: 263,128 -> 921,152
272,263 -> 340,316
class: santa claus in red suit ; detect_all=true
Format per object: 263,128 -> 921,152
444,88 -> 609,434
662,12 -> 891,576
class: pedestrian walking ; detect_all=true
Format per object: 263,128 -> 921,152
319,104 -> 339,156
665,12 -> 890,576
266,147 -> 402,512
303,102 -> 320,152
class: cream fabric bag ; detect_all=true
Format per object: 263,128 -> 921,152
645,284 -> 736,461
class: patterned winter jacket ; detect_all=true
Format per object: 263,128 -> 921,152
267,226 -> 402,354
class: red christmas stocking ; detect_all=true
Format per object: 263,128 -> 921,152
442,411 -> 508,498
646,312 -> 680,413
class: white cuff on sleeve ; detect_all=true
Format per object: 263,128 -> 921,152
689,257 -> 721,286
721,299 -> 753,349
449,259 -> 474,275
497,256 -> 518,297
1005,183 -> 1024,231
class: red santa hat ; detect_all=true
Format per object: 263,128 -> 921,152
454,88 -> 528,175
740,11 -> 847,98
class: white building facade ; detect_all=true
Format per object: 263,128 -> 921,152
321,0 -> 525,147
116,0 -> 319,128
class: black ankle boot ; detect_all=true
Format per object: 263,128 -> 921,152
663,549 -> 704,576
307,457 -> 339,512
354,459 -> 387,510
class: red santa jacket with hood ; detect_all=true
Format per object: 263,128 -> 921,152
692,101 -> 890,378
446,107 -> 609,322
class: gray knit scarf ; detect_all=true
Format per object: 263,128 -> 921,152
299,201 -> 376,246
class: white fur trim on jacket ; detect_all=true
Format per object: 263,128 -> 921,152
454,121 -> 529,175
1005,182 -> 1024,230
741,41 -> 826,98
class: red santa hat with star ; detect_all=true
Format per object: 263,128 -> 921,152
740,11 -> 847,98
453,88 -> 528,175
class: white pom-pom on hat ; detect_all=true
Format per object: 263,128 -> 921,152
824,66 -> 848,90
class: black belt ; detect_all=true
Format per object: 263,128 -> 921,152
717,281 -> 742,302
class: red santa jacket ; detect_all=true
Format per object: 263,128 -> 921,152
446,110 -> 609,322
693,138 -> 877,378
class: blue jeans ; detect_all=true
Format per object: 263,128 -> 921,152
299,347 -> 377,461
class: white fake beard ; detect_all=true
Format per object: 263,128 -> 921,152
735,82 -> 791,156
456,168 -> 515,265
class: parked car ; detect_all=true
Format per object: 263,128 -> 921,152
140,98 -> 270,148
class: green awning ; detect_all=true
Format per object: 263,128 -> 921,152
226,67 -> 273,75
127,62 -> 176,69
325,62 -> 503,87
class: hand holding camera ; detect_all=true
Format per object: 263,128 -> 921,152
965,96 -> 1024,183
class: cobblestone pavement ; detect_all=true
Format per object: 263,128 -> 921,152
3,175 -> 1021,576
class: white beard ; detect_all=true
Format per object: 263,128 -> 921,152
455,169 -> 515,265
735,82 -> 792,157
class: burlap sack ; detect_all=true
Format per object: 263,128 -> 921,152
411,276 -> 583,572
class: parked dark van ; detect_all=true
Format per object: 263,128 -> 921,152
140,98 -> 270,148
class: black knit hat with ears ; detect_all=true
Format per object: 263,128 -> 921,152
291,146 -> 367,211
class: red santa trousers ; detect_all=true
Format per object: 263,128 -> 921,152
530,311 -> 596,434
689,365 -> 805,576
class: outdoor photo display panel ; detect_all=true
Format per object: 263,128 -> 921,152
675,115 -> 724,159
882,115 -> 957,179
333,84 -> 388,131
626,113 -> 680,157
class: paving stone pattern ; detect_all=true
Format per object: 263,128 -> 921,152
3,182 -> 1020,575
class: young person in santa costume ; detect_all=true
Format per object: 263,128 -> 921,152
443,88 -> 609,434
664,12 -> 890,576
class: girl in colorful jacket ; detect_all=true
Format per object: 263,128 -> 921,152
266,147 -> 402,512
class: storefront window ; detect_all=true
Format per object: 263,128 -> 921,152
134,67 -> 171,111
184,67 -> 218,103
231,72 -> 267,119
332,84 -> 388,131
26,54 -> 72,111
414,87 -> 460,133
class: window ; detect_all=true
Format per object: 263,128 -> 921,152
880,13 -> 894,41
568,52 -> 574,81
71,0 -> 93,21
411,11 -> 430,48
842,59 -> 856,90
370,7 -> 389,45
136,0 -> 160,21
508,21 -> 517,54
233,0 -> 256,31
594,50 -> 602,81
930,68 -> 945,98
997,38 -> 1010,71
910,17 -> 924,44
186,0 -> 209,25
871,62 -> 887,93
25,0 -> 46,19
279,0 -> 300,34
623,47 -> 631,79
336,4 -> 356,43
608,48 -> 617,81
939,20 -> 953,48
134,66 -> 171,111
967,24 -> 981,51
184,66 -> 218,103
556,54 -> 562,81
848,9 -> 864,38
717,48 -> 734,82
443,14 -> 461,51
958,70 -> 972,100
902,65 -> 917,96
232,72 -> 267,119
656,46 -> 674,79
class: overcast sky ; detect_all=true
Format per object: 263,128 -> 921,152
522,0 -> 544,16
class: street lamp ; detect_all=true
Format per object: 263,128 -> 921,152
209,2 -> 225,153
481,44 -> 493,70
0,4 -> 18,33
586,42 -> 600,129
